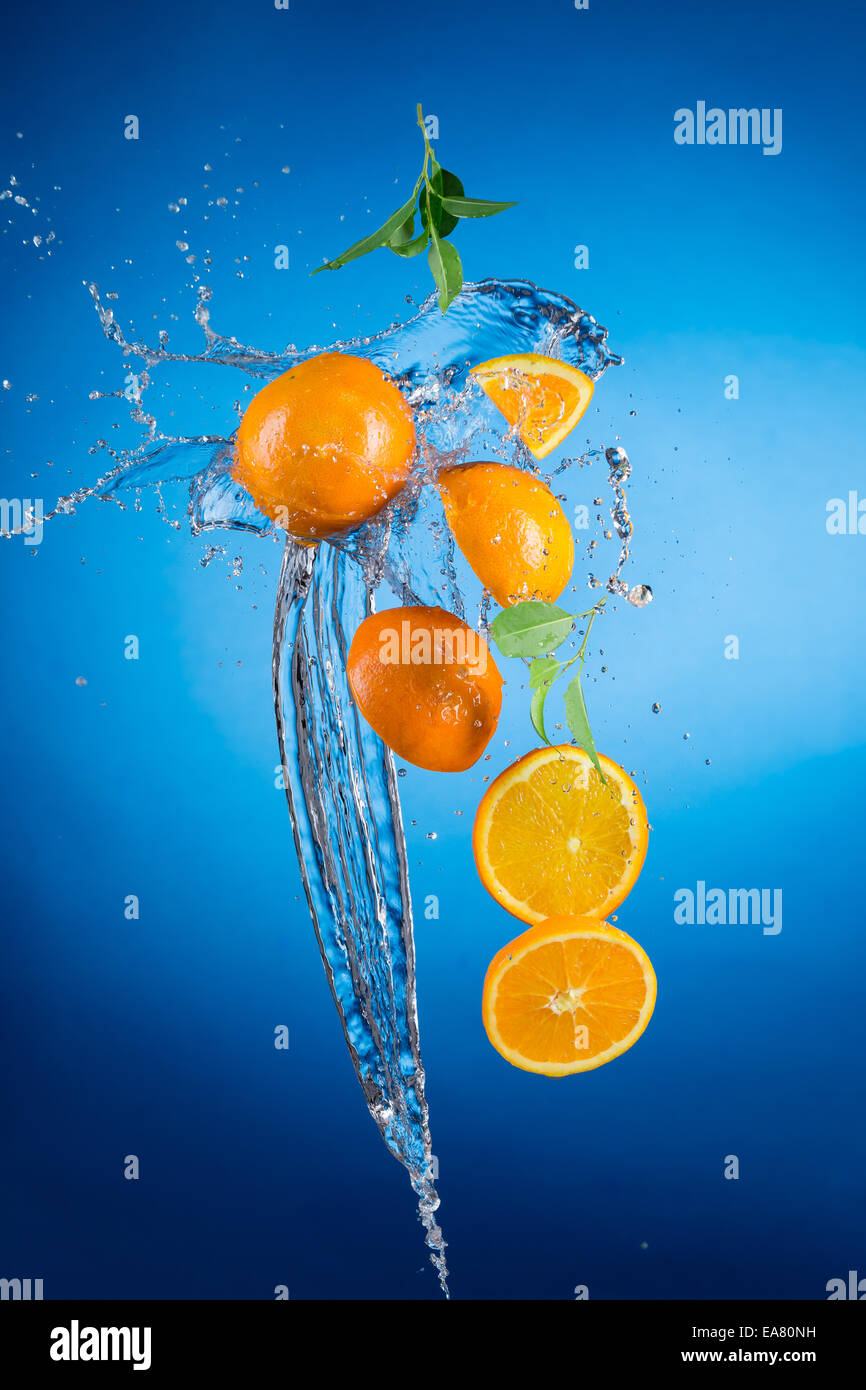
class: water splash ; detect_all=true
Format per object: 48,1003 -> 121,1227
4,276 -> 638,1292
274,540 -> 447,1288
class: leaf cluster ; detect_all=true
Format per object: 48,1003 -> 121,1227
312,105 -> 516,312
489,599 -> 608,782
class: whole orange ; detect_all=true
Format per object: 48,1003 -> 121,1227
346,606 -> 503,773
233,352 -> 415,539
437,461 -> 574,607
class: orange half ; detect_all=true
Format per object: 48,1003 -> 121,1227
473,746 -> 649,924
470,353 -> 594,460
482,916 -> 657,1076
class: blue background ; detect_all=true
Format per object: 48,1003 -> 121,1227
1,0 -> 864,1300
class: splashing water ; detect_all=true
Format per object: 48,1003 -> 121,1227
6,277 -> 644,1294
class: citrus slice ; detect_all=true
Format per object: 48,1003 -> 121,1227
470,353 -> 594,460
473,746 -> 649,924
482,916 -> 657,1076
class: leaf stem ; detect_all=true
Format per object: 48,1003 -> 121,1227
416,104 -> 437,180
574,599 -> 605,668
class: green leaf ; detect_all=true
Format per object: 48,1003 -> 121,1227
563,672 -> 606,784
427,209 -> 463,312
389,225 -> 430,258
437,195 -> 517,218
311,182 -> 421,274
388,211 -> 416,246
490,601 -> 574,658
528,657 -> 562,746
530,685 -> 551,746
429,167 -> 464,236
528,656 -> 562,690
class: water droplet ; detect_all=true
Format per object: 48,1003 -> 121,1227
705,758 -> 711,765
627,584 -> 653,608
651,702 -> 661,713
426,832 -> 437,841
397,767 -> 407,778
683,732 -> 690,740
75,676 -> 87,687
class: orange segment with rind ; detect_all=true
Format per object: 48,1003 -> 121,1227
437,461 -> 574,607
473,746 -> 649,924
470,353 -> 594,460
482,916 -> 657,1075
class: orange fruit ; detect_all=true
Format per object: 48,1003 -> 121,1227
437,461 -> 574,607
470,353 -> 594,460
233,352 -> 415,539
473,746 -> 648,924
346,606 -> 503,773
482,916 -> 657,1076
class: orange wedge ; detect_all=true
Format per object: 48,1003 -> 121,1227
482,916 -> 657,1076
473,746 -> 649,924
470,353 -> 594,460
437,461 -> 575,607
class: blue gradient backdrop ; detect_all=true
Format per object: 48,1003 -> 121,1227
1,0 -> 864,1299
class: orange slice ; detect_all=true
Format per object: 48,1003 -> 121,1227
473,746 -> 649,924
482,916 -> 657,1076
470,353 -> 594,460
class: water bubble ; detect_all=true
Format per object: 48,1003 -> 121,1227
605,445 -> 631,482
75,676 -> 87,687
627,584 -> 653,608
683,732 -> 690,740
705,758 -> 711,765
397,767 -> 407,778
426,832 -> 437,841
651,702 -> 660,713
